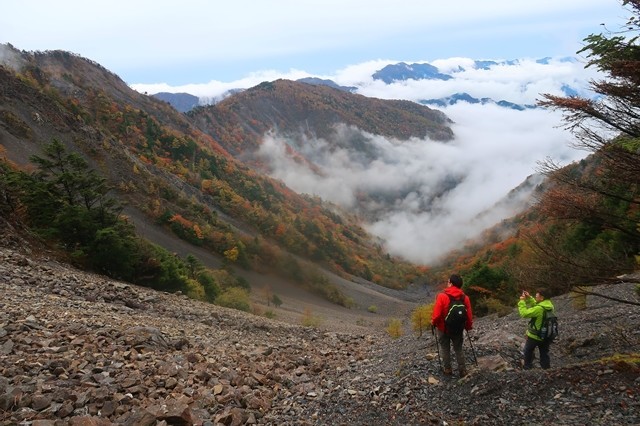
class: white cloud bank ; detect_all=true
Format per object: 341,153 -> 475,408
258,103 -> 581,265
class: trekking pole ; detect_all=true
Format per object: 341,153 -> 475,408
465,329 -> 479,367
432,325 -> 443,371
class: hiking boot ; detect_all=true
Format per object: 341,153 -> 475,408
443,368 -> 452,376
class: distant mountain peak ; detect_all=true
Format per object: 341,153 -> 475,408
296,77 -> 357,93
152,92 -> 199,113
372,62 -> 453,83
420,92 -> 536,111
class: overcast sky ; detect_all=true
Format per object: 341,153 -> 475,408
1,0 -> 627,85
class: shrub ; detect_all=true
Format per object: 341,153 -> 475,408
251,304 -> 263,316
184,278 -> 205,301
301,307 -> 322,328
0,110 -> 32,139
215,287 -> 251,312
197,271 -> 220,303
313,279 -> 353,308
367,305 -> 378,313
571,287 -> 588,310
411,304 -> 433,337
133,243 -> 190,293
386,318 -> 404,338
479,297 -> 512,317
271,294 -> 283,308
88,225 -> 139,281
210,269 -> 244,290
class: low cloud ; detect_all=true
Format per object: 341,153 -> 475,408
258,103 -> 584,265
0,43 -> 25,72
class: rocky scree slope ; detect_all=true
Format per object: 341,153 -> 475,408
0,228 -> 639,425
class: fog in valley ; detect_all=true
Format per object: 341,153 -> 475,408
259,103 -> 582,264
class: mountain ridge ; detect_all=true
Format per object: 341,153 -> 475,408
152,92 -> 200,113
188,79 -> 454,158
420,92 -> 537,110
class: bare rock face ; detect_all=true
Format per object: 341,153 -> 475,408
1,244 -> 639,425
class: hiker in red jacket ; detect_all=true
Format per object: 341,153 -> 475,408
431,274 -> 473,377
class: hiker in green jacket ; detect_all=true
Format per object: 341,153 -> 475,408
517,288 -> 555,370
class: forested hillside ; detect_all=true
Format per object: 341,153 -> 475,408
188,79 -> 453,159
0,44 -> 449,311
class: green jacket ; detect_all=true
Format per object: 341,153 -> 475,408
517,296 -> 555,341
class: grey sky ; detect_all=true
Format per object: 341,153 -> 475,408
1,0 -> 625,84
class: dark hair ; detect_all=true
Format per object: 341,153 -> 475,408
449,274 -> 463,288
536,288 -> 548,298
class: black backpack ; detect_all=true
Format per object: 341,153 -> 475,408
444,294 -> 467,335
541,308 -> 559,342
530,307 -> 559,343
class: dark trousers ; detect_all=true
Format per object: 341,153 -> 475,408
523,336 -> 550,369
436,329 -> 465,372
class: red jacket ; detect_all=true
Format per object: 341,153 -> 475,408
431,286 -> 473,333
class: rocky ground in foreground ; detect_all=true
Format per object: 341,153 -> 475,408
1,235 -> 639,425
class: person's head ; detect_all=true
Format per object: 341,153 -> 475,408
535,288 -> 548,301
449,274 -> 463,288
